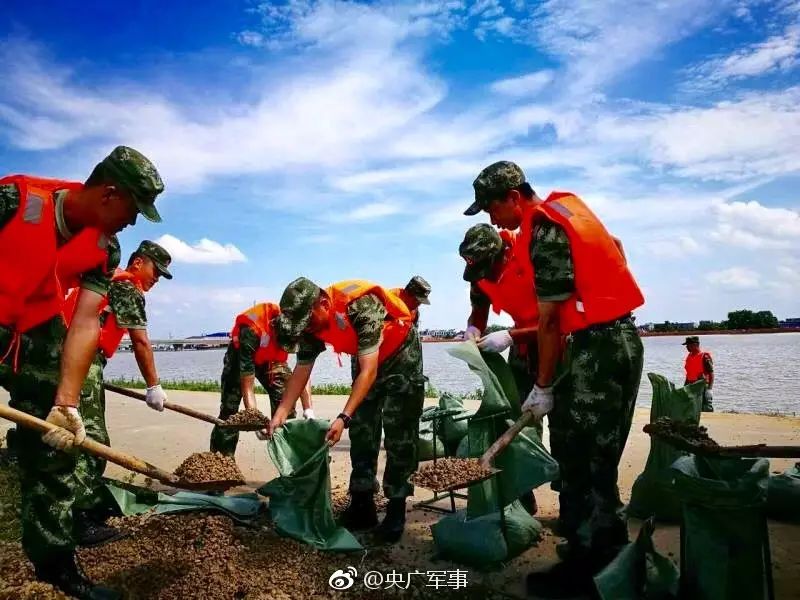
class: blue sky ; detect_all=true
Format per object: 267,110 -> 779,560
1,0 -> 798,337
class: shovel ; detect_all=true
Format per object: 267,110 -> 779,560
644,418 -> 800,458
0,403 -> 244,492
104,383 -> 224,426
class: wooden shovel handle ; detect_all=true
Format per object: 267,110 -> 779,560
479,411 -> 536,468
104,383 -> 224,426
0,403 -> 179,485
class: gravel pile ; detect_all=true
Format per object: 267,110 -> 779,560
411,458 -> 494,492
0,542 -> 70,599
223,409 -> 269,428
173,452 -> 245,484
644,417 -> 720,451
330,486 -> 387,516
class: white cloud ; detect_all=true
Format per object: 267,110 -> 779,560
490,70 -> 554,97
345,202 -> 404,221
154,234 -> 247,264
685,25 -> 800,90
706,266 -> 760,290
646,235 -> 704,258
710,199 -> 800,249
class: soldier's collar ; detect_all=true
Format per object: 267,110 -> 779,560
54,189 -> 74,242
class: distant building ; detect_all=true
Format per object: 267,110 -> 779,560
779,318 -> 800,329
673,322 -> 696,331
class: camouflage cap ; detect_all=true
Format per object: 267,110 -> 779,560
464,161 -> 527,216
96,146 -> 164,223
404,275 -> 431,305
275,277 -> 323,349
459,223 -> 504,282
134,240 -> 172,279
682,336 -> 700,345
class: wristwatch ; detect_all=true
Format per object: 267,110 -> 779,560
336,413 -> 352,428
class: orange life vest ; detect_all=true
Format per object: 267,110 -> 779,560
231,303 -> 288,365
685,351 -> 711,384
315,280 -> 413,365
63,269 -> 144,359
529,192 -> 644,334
389,287 -> 419,323
476,224 -> 539,329
0,175 -> 108,336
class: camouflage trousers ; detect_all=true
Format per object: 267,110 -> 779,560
548,320 -> 643,561
1,318 -> 79,564
210,344 -> 292,457
73,353 -> 110,514
349,327 -> 425,499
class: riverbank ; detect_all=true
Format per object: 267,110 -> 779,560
1,389 -> 799,598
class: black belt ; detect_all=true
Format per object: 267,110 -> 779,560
573,313 -> 633,335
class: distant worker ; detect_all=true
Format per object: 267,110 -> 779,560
63,240 -> 173,547
391,275 -> 431,325
269,278 -> 425,543
210,302 -> 313,457
465,161 -> 644,596
0,146 -> 164,599
683,336 -> 714,412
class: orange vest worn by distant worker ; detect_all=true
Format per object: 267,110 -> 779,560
0,175 -> 108,369
315,280 -> 413,365
528,192 -> 644,334
63,269 -> 144,359
476,223 -> 539,329
231,302 -> 289,365
685,351 -> 712,384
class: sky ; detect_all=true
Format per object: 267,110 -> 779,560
1,0 -> 798,337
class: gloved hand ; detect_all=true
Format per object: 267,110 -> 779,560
465,325 -> 482,342
303,408 -> 316,420
255,429 -> 269,441
42,406 -> 86,450
522,384 -> 554,419
477,329 -> 513,353
145,384 -> 167,412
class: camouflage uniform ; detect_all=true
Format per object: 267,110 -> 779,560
533,218 -> 644,562
0,147 -> 162,566
279,284 -> 425,500
209,324 -> 293,456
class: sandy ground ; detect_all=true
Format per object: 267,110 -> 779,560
1,388 -> 799,599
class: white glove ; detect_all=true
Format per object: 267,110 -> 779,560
145,384 -> 167,412
255,429 -> 269,441
43,406 -> 86,450
477,329 -> 513,353
522,384 -> 554,419
303,408 -> 316,420
465,325 -> 482,341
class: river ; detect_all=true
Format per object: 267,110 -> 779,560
104,333 -> 800,415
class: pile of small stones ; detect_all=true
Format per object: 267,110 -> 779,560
173,452 -> 245,484
644,417 -> 720,451
411,458 -> 494,492
223,408 -> 269,428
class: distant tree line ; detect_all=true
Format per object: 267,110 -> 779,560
651,309 -> 780,332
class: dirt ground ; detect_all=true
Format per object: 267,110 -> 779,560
1,388 -> 799,599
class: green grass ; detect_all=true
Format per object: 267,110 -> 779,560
106,377 -> 442,398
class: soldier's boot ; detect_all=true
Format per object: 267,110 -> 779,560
74,510 -> 128,548
519,490 -> 538,515
375,498 -> 406,543
339,491 -> 378,531
35,552 -> 121,600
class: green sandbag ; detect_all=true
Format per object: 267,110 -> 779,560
418,406 -> 447,461
594,517 -> 679,600
672,455 -> 771,600
438,392 -> 469,453
103,479 -> 262,524
765,462 -> 800,522
628,374 -> 704,521
431,500 -> 542,570
258,418 -> 362,552
448,342 -> 558,518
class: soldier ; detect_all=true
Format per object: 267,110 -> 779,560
464,161 -> 644,597
0,146 -> 164,600
210,302 -> 313,457
64,240 -> 173,547
268,278 -> 425,543
683,336 -> 714,412
458,223 -> 540,514
391,275 -> 431,325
